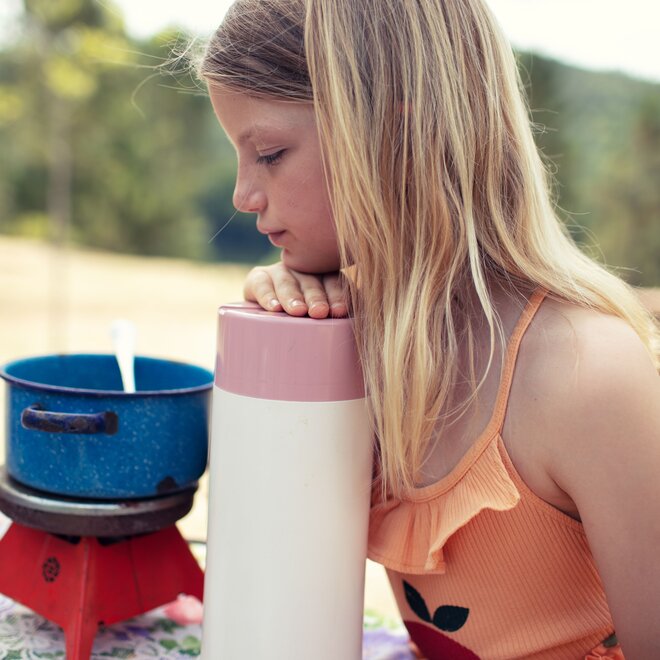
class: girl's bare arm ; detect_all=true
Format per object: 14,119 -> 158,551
534,311 -> 660,658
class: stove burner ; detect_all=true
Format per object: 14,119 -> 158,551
0,466 -> 197,537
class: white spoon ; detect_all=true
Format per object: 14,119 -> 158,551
111,319 -> 137,393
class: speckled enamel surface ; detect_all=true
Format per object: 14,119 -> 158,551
1,355 -> 213,499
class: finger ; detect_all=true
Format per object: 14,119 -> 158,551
293,272 -> 331,319
268,265 -> 309,316
322,273 -> 349,317
243,268 -> 283,312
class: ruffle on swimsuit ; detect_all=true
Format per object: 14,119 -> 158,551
584,634 -> 625,660
368,432 -> 520,575
367,290 -> 551,578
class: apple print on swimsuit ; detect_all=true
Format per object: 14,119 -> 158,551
402,580 -> 480,660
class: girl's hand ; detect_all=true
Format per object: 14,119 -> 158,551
243,262 -> 349,319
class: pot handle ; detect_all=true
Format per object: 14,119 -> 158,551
21,405 -> 119,435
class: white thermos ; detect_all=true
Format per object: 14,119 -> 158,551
202,303 -> 373,659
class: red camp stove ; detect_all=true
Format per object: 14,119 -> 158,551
0,466 -> 204,659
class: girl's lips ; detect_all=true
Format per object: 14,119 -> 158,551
268,231 -> 286,247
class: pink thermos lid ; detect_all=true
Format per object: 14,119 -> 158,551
215,303 -> 365,402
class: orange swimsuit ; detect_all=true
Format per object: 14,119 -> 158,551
368,289 -> 624,659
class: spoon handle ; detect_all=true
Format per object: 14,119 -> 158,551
111,320 -> 137,393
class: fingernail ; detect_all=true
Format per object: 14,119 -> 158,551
291,300 -> 305,308
269,299 -> 281,309
310,302 -> 328,311
331,303 -> 346,312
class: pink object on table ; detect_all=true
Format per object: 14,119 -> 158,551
164,594 -> 204,625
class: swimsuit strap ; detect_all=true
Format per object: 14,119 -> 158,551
491,287 -> 548,435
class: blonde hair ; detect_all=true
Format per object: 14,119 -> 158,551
199,0 -> 660,498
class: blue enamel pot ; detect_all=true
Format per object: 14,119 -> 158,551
0,354 -> 213,500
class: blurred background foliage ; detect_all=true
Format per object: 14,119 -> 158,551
0,0 -> 658,284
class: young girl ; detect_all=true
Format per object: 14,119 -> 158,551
197,1 -> 660,657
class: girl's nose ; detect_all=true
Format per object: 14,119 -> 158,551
233,181 -> 266,214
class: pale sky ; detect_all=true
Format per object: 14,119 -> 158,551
1,0 -> 659,83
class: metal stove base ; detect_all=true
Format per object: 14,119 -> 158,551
0,466 -> 197,537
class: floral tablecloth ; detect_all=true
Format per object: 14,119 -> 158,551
0,596 -> 412,659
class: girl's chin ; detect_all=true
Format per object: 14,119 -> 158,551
281,249 -> 341,274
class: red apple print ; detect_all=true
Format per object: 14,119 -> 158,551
402,580 -> 480,659
405,621 -> 480,660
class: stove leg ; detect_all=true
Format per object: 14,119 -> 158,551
63,537 -> 100,660
64,610 -> 99,660
0,522 -> 204,657
129,524 -> 205,608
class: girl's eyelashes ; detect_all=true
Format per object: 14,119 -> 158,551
256,149 -> 285,167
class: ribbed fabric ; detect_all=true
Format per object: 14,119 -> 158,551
368,289 -> 622,660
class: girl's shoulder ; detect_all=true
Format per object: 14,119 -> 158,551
504,292 -> 654,428
503,293 -> 659,518
517,294 -> 655,402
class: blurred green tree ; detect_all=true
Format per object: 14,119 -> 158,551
0,0 -> 273,262
518,53 -> 660,285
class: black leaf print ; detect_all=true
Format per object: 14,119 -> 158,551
403,580 -> 431,623
432,605 -> 470,632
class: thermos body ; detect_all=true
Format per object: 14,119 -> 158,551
202,304 -> 373,659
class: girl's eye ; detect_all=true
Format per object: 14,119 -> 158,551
256,149 -> 285,167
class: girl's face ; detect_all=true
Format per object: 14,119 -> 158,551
209,87 -> 340,274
